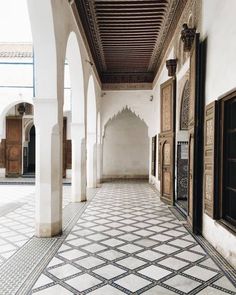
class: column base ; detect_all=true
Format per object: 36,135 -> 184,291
35,220 -> 62,238
72,194 -> 87,203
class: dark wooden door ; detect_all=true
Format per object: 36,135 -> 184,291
6,118 -> 22,177
151,135 -> 157,176
187,33 -> 204,233
222,97 -> 236,226
63,118 -> 67,178
159,78 -> 176,205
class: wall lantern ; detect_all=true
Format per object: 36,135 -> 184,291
181,23 -> 196,52
18,103 -> 26,116
166,59 -> 177,77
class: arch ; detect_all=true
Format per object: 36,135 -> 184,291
65,31 -> 85,124
27,125 -> 36,173
103,108 -> 149,179
188,14 -> 194,27
24,119 -> 34,142
103,105 -> 148,137
180,80 -> 190,130
0,99 -> 33,139
87,75 -> 97,134
27,0 -> 57,99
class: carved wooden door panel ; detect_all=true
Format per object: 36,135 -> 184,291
203,101 -> 218,218
6,118 -> 22,177
159,78 -> 175,205
160,136 -> 174,204
187,33 -> 203,233
0,139 -> 6,169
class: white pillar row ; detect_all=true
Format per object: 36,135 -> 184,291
34,98 -> 63,238
71,123 -> 86,202
87,132 -> 97,188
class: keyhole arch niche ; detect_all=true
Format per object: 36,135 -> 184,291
102,108 -> 149,180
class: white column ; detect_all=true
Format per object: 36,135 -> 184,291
34,98 -> 62,237
87,132 -> 97,188
71,123 -> 86,202
96,142 -> 103,185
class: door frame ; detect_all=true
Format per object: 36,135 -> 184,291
188,33 -> 205,234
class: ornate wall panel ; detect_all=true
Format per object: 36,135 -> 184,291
180,80 -> 190,130
189,47 -> 196,127
161,83 -> 173,133
163,143 -> 171,165
203,101 -> 218,218
177,141 -> 188,200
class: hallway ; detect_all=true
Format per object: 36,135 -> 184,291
28,182 -> 235,295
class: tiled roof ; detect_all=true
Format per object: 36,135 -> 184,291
0,43 -> 33,58
0,51 -> 33,58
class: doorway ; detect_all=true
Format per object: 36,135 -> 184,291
27,125 -> 35,173
23,125 -> 35,176
175,80 -> 190,215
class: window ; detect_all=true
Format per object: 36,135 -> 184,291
221,96 -> 236,228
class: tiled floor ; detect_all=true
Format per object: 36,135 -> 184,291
28,182 -> 236,295
0,185 -> 71,265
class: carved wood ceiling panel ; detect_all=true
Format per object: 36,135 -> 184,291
75,0 -> 187,84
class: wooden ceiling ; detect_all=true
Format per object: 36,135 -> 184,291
75,0 -> 187,85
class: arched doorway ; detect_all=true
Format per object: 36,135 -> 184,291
27,125 -> 35,174
176,80 -> 190,214
1,102 -> 34,177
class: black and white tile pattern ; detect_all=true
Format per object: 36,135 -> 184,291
0,185 -> 71,266
29,182 -> 236,295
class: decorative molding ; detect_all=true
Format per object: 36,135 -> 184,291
181,24 -> 196,52
153,0 -> 201,87
102,105 -> 148,137
74,0 -> 188,84
102,83 -> 152,91
166,59 -> 177,77
148,0 -> 187,72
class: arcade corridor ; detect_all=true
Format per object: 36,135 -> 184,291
0,182 -> 234,294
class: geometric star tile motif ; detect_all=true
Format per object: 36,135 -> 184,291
2,182 -> 234,295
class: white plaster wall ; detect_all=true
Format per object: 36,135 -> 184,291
103,109 -> 149,178
101,90 -> 154,137
203,214 -> 236,268
201,0 -> 236,268
202,0 -> 236,103
0,48 -> 72,137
